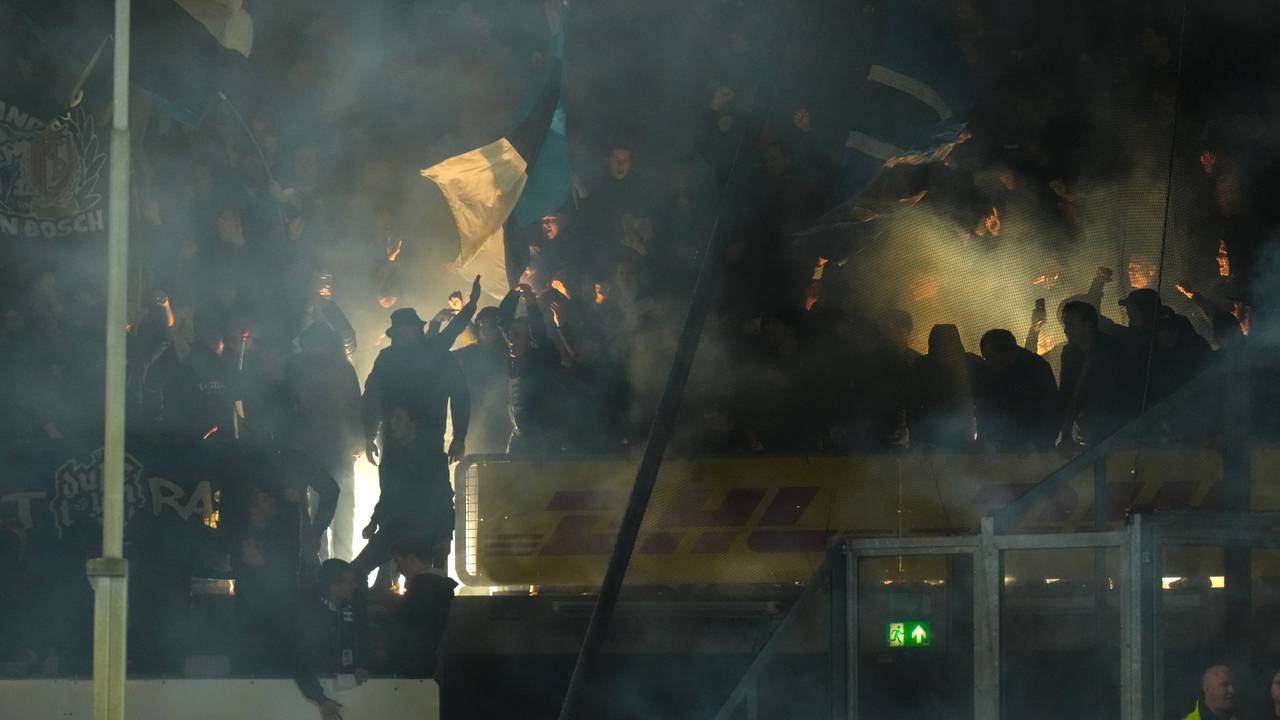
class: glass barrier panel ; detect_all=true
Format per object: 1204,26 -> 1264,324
1001,548 -> 1121,720
1159,544 -> 1228,718
856,554 -> 974,720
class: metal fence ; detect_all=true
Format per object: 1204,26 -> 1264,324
713,510 -> 1280,720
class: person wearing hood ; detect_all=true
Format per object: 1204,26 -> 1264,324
908,324 -> 984,450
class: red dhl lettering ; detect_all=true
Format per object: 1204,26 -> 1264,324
488,478 -> 1229,558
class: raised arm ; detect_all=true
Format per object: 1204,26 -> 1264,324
445,352 -> 471,463
497,286 -> 521,330
521,285 -> 549,348
438,275 -> 482,349
1086,266 -> 1112,309
1024,299 -> 1047,352
361,361 -> 384,464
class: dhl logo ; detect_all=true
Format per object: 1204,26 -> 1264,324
481,478 -> 1230,559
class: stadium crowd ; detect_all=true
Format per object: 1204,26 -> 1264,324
3,0 -> 1280,710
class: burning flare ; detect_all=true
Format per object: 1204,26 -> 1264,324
1175,283 -> 1195,300
1032,272 -> 1061,289
974,207 -> 1001,237
1233,301 -> 1251,336
1217,239 -> 1231,278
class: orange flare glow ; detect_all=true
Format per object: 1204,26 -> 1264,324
1233,302 -> 1251,336
1175,284 -> 1194,300
378,295 -> 398,309
975,207 -> 1001,237
1217,239 -> 1231,278
910,275 -> 940,301
1032,272 -> 1061,289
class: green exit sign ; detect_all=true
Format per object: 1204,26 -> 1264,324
886,621 -> 932,648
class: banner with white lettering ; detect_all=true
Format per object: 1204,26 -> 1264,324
0,438 -> 325,573
0,101 -> 108,241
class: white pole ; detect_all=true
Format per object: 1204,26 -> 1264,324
88,1 -> 131,719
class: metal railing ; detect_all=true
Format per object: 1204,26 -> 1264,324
711,509 -> 1280,720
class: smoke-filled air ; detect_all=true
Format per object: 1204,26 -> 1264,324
5,0 -> 1280,719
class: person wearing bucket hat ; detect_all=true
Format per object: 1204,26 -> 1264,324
385,308 -> 428,339
354,277 -> 481,585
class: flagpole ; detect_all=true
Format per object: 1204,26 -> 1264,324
88,0 -> 131,719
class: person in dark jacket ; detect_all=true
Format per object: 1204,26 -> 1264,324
126,292 -> 181,431
295,272 -> 358,361
226,443 -> 339,672
361,277 -> 478,468
355,283 -> 477,582
497,284 -> 562,455
451,307 -> 513,454
180,321 -> 236,439
1058,301 -> 1138,448
289,323 -> 363,560
1119,289 -> 1212,405
909,324 -> 983,450
977,329 -> 1059,450
354,405 -> 455,583
291,559 -> 369,720
388,535 -> 458,678
231,483 -> 298,674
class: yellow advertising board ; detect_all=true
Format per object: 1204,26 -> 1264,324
455,448 -> 1272,588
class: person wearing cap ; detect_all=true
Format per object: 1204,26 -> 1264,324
1120,288 -> 1212,404
1119,288 -> 1162,333
355,277 -> 480,585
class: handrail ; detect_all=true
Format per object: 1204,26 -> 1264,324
991,362 -> 1225,533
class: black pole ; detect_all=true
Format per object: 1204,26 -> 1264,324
555,6 -> 798,719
